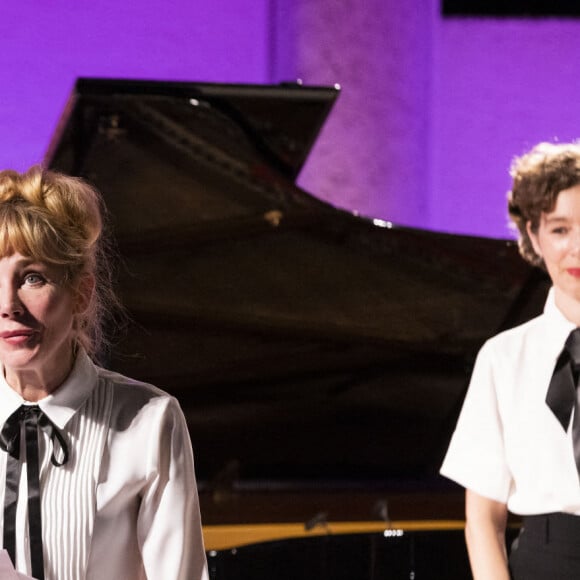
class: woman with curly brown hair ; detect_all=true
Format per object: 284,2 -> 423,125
441,142 -> 580,579
0,167 -> 208,579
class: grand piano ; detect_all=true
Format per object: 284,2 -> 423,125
46,78 -> 547,578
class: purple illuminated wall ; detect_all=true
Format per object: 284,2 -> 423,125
274,5 -> 580,239
431,17 -> 580,238
272,0 -> 434,230
0,1 -> 269,171
3,2 -> 580,239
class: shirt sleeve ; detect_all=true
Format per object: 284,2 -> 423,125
137,396 -> 209,580
440,340 -> 512,503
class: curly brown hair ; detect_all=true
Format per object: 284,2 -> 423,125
508,142 -> 580,268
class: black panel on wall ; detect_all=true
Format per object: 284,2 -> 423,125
443,0 -> 580,17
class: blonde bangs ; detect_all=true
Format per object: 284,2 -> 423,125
0,204 -> 83,274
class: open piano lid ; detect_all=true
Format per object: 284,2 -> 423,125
47,77 -> 338,181
46,78 -> 549,512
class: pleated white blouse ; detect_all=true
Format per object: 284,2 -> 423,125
0,349 -> 208,580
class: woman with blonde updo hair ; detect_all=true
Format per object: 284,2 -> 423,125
0,167 -> 208,579
0,168 -> 110,357
442,142 -> 580,579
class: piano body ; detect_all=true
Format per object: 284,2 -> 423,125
46,78 -> 547,578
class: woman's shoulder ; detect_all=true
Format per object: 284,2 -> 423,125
94,364 -> 182,419
95,364 -> 166,392
480,312 -> 546,359
490,312 -> 545,342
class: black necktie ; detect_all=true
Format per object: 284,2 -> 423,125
547,329 -> 580,431
0,405 -> 69,580
546,328 -> 580,479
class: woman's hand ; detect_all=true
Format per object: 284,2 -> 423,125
465,489 -> 510,580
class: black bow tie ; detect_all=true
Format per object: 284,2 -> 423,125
0,405 -> 69,580
0,406 -> 68,467
546,328 -> 580,431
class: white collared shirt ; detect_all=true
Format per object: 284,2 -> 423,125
0,350 -> 209,580
440,288 -> 580,515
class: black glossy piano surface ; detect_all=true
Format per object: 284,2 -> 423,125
46,78 -> 540,573
207,528 -> 519,579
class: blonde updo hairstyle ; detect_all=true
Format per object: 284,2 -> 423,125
0,166 -> 118,358
508,142 -> 580,269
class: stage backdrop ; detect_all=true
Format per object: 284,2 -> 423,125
0,0 -> 269,169
2,0 -> 580,239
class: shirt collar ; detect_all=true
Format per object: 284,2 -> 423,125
544,287 -> 579,356
0,348 -> 98,430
